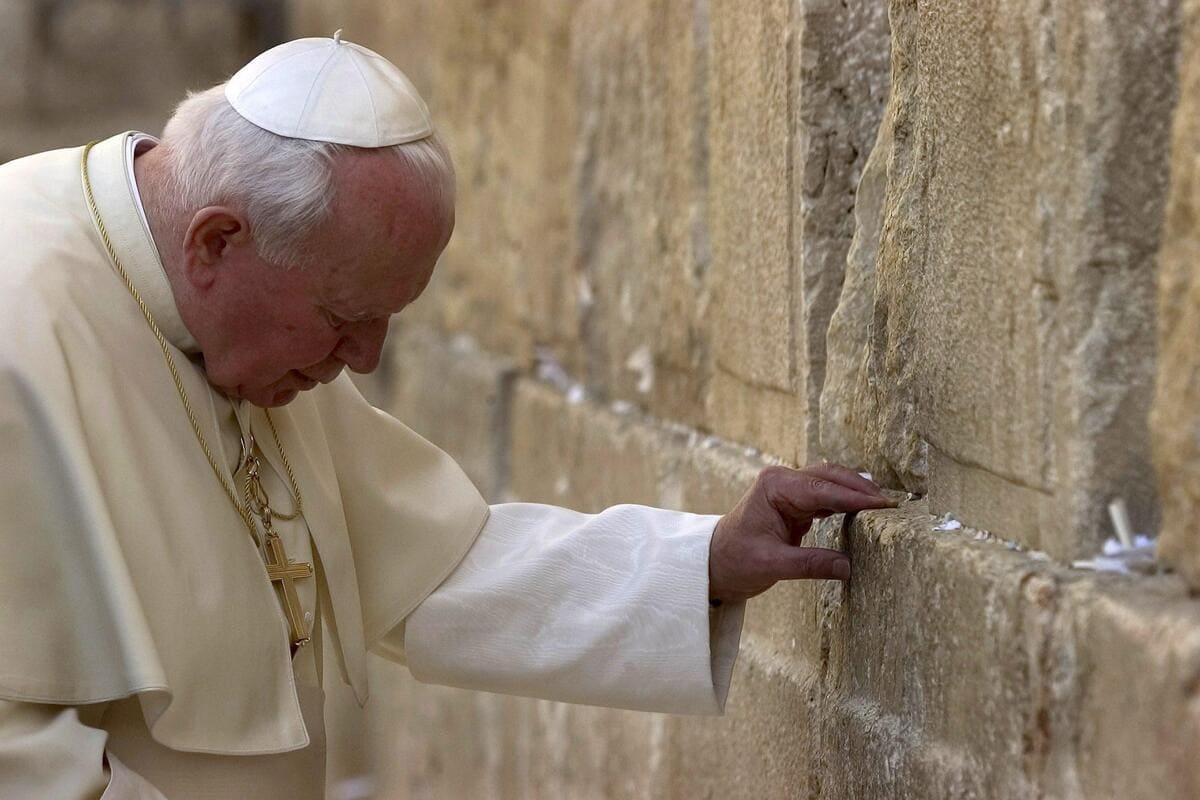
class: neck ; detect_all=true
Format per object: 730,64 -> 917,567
133,144 -> 195,326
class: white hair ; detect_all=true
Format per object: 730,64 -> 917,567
157,85 -> 455,267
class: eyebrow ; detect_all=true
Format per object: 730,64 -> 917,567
323,288 -> 416,321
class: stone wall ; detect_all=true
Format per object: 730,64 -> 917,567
1154,0 -> 1200,591
291,2 -> 1200,797
0,0 -> 280,162
822,0 -> 1179,562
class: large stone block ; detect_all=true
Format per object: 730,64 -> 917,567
801,503 -> 1200,799
568,0 -> 714,428
705,0 -> 888,465
1152,0 -> 1200,590
428,0 -> 581,365
510,379 -> 685,510
791,0 -> 890,458
825,0 -> 1180,558
1065,582 -> 1200,799
819,104 -> 898,474
707,0 -> 793,397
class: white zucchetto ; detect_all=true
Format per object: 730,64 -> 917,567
224,30 -> 433,148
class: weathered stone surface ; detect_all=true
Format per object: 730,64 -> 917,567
1066,581 -> 1200,798
707,0 -> 793,396
818,507 -> 1199,800
511,379 -> 694,511
791,0 -> 890,459
350,331 -> 1200,798
363,657 -> 535,798
361,323 -> 516,502
833,0 -> 1179,558
567,0 -> 714,430
705,0 -> 888,465
819,101 -> 897,475
471,375 -> 1200,798
1152,0 -> 1200,590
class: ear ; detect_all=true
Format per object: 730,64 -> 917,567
182,206 -> 252,288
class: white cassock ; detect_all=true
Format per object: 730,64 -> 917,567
0,132 -> 745,799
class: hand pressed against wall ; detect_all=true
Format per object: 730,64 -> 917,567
708,464 -> 896,603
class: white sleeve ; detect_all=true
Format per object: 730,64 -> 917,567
0,700 -> 166,800
401,503 -> 745,715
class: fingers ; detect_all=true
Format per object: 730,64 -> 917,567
763,467 -> 896,522
804,463 -> 888,498
775,546 -> 852,581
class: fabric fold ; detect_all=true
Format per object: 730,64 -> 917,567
404,503 -> 744,715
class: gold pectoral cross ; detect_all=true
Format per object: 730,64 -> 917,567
264,532 -> 313,648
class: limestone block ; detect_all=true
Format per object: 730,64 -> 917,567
704,0 -> 888,464
433,0 -> 581,364
523,702 -> 673,799
830,0 -> 1179,558
568,0 -> 713,428
369,323 -> 516,502
707,0 -> 793,396
1066,583 -> 1200,799
791,0 -> 891,456
815,505 -> 1200,799
818,503 -> 1050,796
364,656 -> 535,798
0,1 -> 251,161
509,379 -> 680,510
1152,0 -> 1200,590
819,107 -> 899,476
665,651 -> 818,798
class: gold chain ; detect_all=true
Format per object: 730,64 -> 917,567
80,140 -> 304,542
241,431 -> 301,526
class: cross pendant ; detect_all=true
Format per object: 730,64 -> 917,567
263,532 -> 314,648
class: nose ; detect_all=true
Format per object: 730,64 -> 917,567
332,319 -> 389,374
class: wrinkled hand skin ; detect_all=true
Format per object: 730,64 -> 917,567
708,463 -> 897,603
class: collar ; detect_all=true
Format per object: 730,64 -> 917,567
84,132 -> 199,354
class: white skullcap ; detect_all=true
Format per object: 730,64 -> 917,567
224,30 -> 433,148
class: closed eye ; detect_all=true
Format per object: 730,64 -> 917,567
321,309 -> 349,330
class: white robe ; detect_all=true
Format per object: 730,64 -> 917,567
0,133 -> 744,798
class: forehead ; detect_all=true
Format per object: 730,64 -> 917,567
311,149 -> 452,313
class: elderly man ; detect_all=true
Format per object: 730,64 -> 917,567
0,33 -> 893,798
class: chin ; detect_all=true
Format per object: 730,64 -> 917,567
258,388 -> 301,408
230,383 -> 298,408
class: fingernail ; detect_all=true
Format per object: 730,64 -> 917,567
833,559 -> 851,580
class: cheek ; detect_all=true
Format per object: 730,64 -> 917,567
221,317 -> 326,382
278,319 -> 341,367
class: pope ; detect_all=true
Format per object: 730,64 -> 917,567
0,32 -> 895,798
